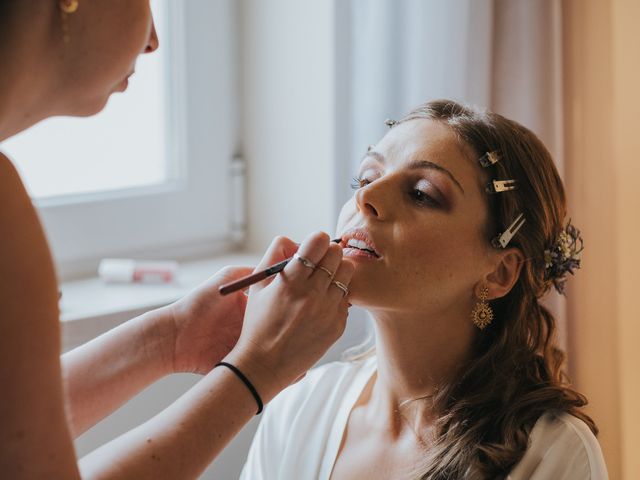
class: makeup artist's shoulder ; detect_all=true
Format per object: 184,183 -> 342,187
0,151 -> 37,226
0,151 -> 58,306
0,151 -> 23,194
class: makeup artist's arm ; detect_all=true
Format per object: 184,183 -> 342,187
62,266 -> 254,437
79,233 -> 354,479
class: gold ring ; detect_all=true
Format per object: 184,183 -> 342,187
294,253 -> 316,270
316,266 -> 334,278
331,280 -> 349,297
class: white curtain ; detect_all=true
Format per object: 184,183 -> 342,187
336,0 -> 567,349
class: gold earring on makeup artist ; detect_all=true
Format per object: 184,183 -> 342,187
0,1 -> 353,479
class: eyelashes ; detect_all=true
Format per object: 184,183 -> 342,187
411,188 -> 439,207
350,176 -> 369,190
350,175 -> 440,208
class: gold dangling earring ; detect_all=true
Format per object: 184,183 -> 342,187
471,285 -> 494,330
59,0 -> 79,13
59,0 -> 79,44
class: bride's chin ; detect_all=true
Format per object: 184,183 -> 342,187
344,287 -> 372,308
344,282 -> 390,310
343,275 -> 371,305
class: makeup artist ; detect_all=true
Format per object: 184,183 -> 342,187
0,1 -> 353,478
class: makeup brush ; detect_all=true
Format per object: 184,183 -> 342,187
218,238 -> 342,296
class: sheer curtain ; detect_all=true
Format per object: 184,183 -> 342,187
336,0 -> 567,347
490,0 -> 566,346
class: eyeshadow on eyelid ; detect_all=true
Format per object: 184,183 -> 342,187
417,178 -> 450,207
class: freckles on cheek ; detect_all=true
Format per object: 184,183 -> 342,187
398,229 -> 462,281
390,243 -> 432,283
402,229 -> 441,260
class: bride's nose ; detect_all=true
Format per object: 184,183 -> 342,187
355,179 -> 392,220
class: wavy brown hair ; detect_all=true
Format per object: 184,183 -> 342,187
347,100 -> 596,479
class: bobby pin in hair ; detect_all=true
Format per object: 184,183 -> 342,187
478,151 -> 500,168
486,179 -> 517,194
492,213 -> 526,249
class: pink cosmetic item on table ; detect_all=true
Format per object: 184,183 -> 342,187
98,258 -> 178,284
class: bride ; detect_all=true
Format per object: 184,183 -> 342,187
239,100 -> 608,479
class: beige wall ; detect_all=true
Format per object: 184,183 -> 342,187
612,2 -> 640,478
564,1 -> 640,479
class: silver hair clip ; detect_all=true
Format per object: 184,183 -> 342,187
492,213 -> 526,248
384,119 -> 397,128
486,179 -> 517,194
478,151 -> 500,168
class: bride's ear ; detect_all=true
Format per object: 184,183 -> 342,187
484,248 -> 524,300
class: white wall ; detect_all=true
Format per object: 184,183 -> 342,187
240,0 -> 338,249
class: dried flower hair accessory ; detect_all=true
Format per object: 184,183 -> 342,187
544,220 -> 584,295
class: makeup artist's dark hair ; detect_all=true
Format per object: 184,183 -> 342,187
0,1 -> 15,25
347,99 -> 596,479
0,1 -> 22,34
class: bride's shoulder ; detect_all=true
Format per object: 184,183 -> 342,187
530,411 -> 602,454
509,411 -> 608,479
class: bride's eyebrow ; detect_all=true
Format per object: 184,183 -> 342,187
363,151 -> 465,195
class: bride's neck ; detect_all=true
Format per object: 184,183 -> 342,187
365,308 -> 476,433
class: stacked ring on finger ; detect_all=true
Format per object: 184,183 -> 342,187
294,253 -> 317,270
316,265 -> 334,278
331,280 -> 349,297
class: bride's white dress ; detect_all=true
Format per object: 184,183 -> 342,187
239,355 -> 607,480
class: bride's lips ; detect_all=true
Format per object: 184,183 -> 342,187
339,228 -> 381,259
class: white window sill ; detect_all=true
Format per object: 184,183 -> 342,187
60,252 -> 262,351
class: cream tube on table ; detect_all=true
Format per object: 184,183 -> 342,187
98,259 -> 178,284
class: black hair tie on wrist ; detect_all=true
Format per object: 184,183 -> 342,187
215,361 -> 263,415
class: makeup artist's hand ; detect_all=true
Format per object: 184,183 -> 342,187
224,231 -> 354,401
165,266 -> 255,374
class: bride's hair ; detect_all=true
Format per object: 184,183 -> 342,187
347,99 -> 596,479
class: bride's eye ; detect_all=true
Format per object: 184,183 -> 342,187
410,178 -> 442,208
411,188 -> 439,207
350,176 -> 371,190
350,175 -> 442,208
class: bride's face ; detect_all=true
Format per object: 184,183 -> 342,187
336,119 -> 495,314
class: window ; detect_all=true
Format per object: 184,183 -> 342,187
5,0 -> 169,199
3,1 -> 241,279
